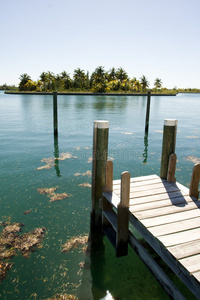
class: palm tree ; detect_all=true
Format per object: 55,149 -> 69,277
116,67 -> 129,82
73,68 -> 86,89
140,75 -> 149,92
90,66 -> 107,92
92,66 -> 106,83
107,68 -> 116,81
154,78 -> 162,89
19,73 -> 31,91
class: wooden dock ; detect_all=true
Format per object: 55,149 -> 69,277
91,119 -> 200,299
102,169 -> 200,299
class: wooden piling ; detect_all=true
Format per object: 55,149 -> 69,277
189,163 -> 200,199
167,153 -> 177,182
116,171 -> 130,257
160,119 -> 177,179
102,161 -> 113,228
145,91 -> 151,134
91,120 -> 109,226
53,92 -> 58,136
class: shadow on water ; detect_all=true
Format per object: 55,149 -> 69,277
54,135 -> 61,177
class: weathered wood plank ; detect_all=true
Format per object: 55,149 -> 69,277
168,239 -> 200,260
130,195 -> 193,213
114,185 -> 180,199
180,254 -> 200,273
129,190 -> 188,205
129,185 -> 180,199
113,177 -> 162,188
140,208 -> 200,228
148,217 -> 200,237
158,227 -> 200,247
114,180 -> 177,195
175,182 -> 190,194
192,270 -> 200,282
132,198 -> 200,220
113,174 -> 159,185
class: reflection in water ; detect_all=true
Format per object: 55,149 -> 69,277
54,135 -> 61,177
90,220 -> 105,299
143,133 -> 149,164
92,96 -> 128,110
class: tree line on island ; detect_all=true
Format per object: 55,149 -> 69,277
8,67 -> 162,93
1,67 -> 199,93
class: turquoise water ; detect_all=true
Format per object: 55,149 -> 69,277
0,91 -> 200,299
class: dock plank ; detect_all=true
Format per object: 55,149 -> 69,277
140,208 -> 200,227
180,254 -> 200,273
129,190 -> 188,206
147,217 -> 200,237
114,181 -> 179,195
113,174 -> 159,185
131,198 -> 200,220
168,239 -> 200,260
129,195 -> 194,213
158,227 -> 200,247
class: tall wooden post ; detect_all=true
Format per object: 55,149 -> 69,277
91,120 -> 109,226
53,92 -> 58,136
116,171 -> 130,257
145,91 -> 151,134
160,119 -> 177,179
189,163 -> 200,199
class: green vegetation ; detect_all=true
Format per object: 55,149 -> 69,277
1,67 -> 200,94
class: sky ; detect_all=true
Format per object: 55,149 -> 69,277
0,0 -> 200,89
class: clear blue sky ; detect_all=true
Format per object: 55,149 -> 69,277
1,0 -> 200,88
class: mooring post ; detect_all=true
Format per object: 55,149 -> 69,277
145,91 -> 151,134
189,163 -> 200,199
116,171 -> 130,257
102,160 -> 113,228
53,91 -> 58,136
160,119 -> 177,179
91,120 -> 109,227
167,153 -> 177,182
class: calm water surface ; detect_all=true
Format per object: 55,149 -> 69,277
0,91 -> 200,299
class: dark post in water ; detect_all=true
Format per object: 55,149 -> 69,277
53,92 -> 58,136
91,120 -> 109,227
160,119 -> 177,179
145,91 -> 151,134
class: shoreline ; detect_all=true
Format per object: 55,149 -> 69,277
4,91 -> 177,96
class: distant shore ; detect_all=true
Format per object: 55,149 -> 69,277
4,91 -> 177,96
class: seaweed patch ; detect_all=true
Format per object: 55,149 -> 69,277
185,156 -> 200,164
78,183 -> 91,188
74,171 -> 91,177
0,222 -> 46,283
56,152 -> 77,161
47,294 -> 78,300
37,187 -> 70,202
62,235 -> 89,253
37,187 -> 58,195
37,152 -> 77,170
